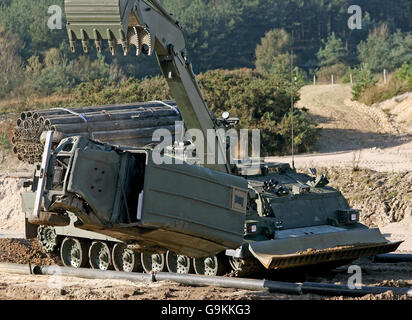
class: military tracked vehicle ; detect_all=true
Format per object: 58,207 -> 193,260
20,0 -> 401,276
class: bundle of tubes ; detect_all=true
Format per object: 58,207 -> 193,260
12,100 -> 181,163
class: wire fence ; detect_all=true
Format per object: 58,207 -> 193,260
312,69 -> 389,85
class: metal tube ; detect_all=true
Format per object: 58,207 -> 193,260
92,125 -> 176,141
13,101 -> 181,164
108,137 -> 158,147
156,272 -> 265,290
41,105 -> 175,118
32,101 -> 177,117
1,263 -> 411,297
51,116 -> 180,133
43,109 -> 178,126
31,267 -> 412,297
155,272 -> 302,294
35,265 -> 153,282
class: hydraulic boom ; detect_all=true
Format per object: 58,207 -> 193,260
66,0 -> 230,173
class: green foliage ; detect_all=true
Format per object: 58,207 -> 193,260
20,49 -> 124,97
390,31 -> 412,69
0,0 -> 411,98
356,63 -> 412,105
0,0 -> 66,59
9,67 -> 319,155
317,33 -> 348,67
351,63 -> 377,101
268,53 -> 306,97
255,28 -> 291,76
342,67 -> 356,84
163,0 -> 411,73
198,67 -> 316,155
316,63 -> 348,84
275,110 -> 320,154
397,63 -> 412,86
358,24 -> 394,72
0,26 -> 24,98
0,133 -> 10,150
69,77 -> 171,107
358,24 -> 412,73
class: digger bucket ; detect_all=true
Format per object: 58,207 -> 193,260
65,0 -> 154,56
249,228 -> 402,270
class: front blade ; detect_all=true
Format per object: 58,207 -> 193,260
249,228 -> 402,269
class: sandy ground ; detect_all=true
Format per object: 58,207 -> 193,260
381,216 -> 412,252
0,239 -> 411,300
0,271 -> 408,301
0,272 -> 280,301
0,85 -> 411,300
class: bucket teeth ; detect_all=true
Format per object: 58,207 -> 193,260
93,29 -> 103,53
95,39 -> 102,53
136,27 -> 153,56
67,29 -> 77,53
80,29 -> 89,53
108,40 -> 117,56
127,27 -> 140,56
70,41 -> 76,53
126,26 -> 153,56
66,25 -> 153,57
82,40 -> 89,53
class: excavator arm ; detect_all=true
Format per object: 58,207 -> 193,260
65,0 -> 230,173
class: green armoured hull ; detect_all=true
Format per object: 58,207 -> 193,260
21,136 -> 401,272
16,0 -> 402,275
23,136 -> 248,258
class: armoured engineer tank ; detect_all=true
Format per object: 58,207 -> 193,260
19,0 -> 401,276
21,133 -> 400,275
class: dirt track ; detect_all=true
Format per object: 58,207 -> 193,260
267,84 -> 412,172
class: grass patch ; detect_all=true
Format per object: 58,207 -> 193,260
0,133 -> 10,150
382,108 -> 392,117
387,191 -> 398,198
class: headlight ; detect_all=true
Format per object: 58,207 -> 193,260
337,209 -> 360,225
246,224 -> 257,233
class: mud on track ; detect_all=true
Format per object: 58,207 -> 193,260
0,238 -> 60,266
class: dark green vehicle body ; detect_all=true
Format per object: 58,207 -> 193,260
23,136 -> 248,258
19,0 -> 401,272
21,135 -> 399,269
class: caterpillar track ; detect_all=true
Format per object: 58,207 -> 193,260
38,226 -> 260,277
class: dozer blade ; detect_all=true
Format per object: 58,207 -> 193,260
249,228 -> 402,270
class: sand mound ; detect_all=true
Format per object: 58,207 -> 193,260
0,238 -> 60,265
0,175 -> 25,235
318,168 -> 412,228
374,92 -> 412,134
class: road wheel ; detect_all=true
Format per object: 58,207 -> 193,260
60,237 -> 88,268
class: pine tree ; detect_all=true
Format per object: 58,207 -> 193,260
255,28 -> 291,76
317,33 -> 347,67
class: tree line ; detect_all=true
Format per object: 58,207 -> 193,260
0,0 -> 410,155
0,1 -> 410,88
